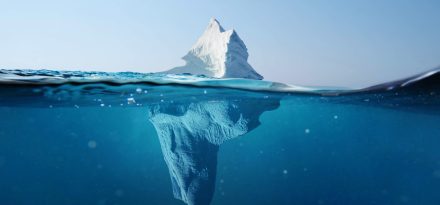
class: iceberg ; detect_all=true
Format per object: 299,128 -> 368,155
149,18 -> 275,205
148,98 -> 280,205
165,18 -> 263,80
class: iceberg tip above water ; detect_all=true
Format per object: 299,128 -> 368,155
164,18 -> 263,80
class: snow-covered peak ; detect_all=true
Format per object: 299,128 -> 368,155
206,18 -> 225,32
165,18 -> 263,80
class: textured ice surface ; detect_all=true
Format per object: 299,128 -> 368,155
148,99 -> 280,205
165,18 -> 263,80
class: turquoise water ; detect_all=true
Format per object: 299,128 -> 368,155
0,69 -> 440,205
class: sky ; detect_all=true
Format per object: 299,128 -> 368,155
1,0 -> 440,88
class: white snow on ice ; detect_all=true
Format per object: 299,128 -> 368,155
165,18 -> 263,80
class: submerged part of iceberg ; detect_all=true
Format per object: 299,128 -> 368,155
148,99 -> 280,205
165,18 -> 263,80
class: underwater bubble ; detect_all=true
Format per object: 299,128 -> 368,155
127,97 -> 136,104
334,115 -> 339,119
203,90 -> 207,94
115,189 -> 124,197
283,169 -> 288,174
88,140 -> 97,149
136,88 -> 142,93
433,170 -> 440,178
100,103 -> 105,107
305,129 -> 310,134
97,199 -> 107,205
33,88 -> 42,93
399,195 -> 410,203
74,105 -> 80,109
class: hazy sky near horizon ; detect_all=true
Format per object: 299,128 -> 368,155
1,0 -> 440,87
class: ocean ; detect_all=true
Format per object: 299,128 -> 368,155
0,69 -> 439,205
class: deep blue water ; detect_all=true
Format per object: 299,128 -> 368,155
1,69 -> 440,205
